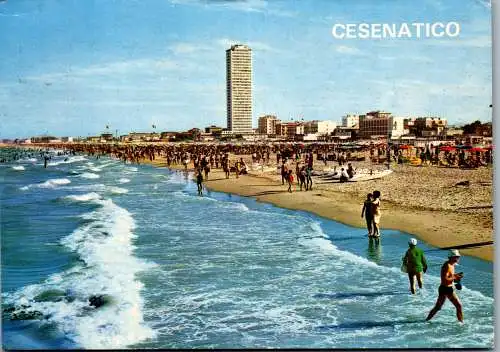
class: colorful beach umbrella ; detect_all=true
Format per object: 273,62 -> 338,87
469,147 -> 487,152
439,145 -> 456,152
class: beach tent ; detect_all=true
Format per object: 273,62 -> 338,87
469,147 -> 487,152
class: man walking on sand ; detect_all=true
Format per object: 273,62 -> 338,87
426,249 -> 464,322
402,238 -> 428,294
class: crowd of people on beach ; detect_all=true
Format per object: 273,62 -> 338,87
1,142 -> 476,324
2,140 -> 493,172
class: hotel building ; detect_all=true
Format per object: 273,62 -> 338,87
226,44 -> 253,134
258,115 -> 279,135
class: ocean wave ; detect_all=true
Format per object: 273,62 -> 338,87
3,198 -> 156,349
47,156 -> 87,167
68,184 -> 129,195
18,158 -> 38,163
79,173 -> 100,180
299,221 -> 396,272
64,193 -> 102,202
20,178 -> 71,191
107,186 -> 129,194
12,165 -> 25,171
118,178 -> 131,184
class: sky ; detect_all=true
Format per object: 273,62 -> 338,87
0,0 -> 492,138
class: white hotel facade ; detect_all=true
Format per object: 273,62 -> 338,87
226,44 -> 253,134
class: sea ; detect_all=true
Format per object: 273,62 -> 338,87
0,148 -> 494,349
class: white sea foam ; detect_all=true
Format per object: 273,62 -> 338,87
107,186 -> 129,194
48,156 -> 87,166
79,173 -> 100,180
20,178 -> 72,190
118,178 -> 130,184
3,198 -> 156,349
64,193 -> 102,202
18,157 -> 38,163
98,161 -> 118,169
12,165 -> 25,171
300,221 -> 398,273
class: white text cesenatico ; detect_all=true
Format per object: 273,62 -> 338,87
331,22 -> 460,39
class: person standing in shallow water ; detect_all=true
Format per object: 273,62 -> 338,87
361,193 -> 373,237
402,238 -> 428,294
426,249 -> 464,322
371,190 -> 382,237
196,170 -> 203,196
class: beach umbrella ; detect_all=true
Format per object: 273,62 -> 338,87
456,145 -> 472,149
469,147 -> 487,152
398,144 -> 410,150
485,145 -> 494,150
439,145 -> 456,152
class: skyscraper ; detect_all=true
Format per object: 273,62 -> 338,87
226,44 -> 252,134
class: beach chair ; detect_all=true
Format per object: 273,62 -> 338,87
409,157 -> 422,166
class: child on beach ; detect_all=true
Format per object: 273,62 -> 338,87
361,193 -> 373,237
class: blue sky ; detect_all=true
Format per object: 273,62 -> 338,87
0,0 -> 492,138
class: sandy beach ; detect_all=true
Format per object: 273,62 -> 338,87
149,154 -> 493,262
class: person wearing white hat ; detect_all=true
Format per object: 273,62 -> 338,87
402,238 -> 428,294
426,249 -> 464,322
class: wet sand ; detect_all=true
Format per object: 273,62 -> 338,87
150,155 -> 493,262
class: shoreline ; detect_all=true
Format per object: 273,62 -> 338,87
148,159 -> 493,263
2,145 -> 492,262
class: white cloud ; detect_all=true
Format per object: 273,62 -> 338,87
26,59 -> 182,82
169,43 -> 213,55
336,45 -> 364,56
216,38 -> 276,52
425,35 -> 491,48
474,0 -> 491,8
169,0 -> 295,17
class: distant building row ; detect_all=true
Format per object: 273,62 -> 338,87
255,112 -> 484,141
17,112 -> 490,144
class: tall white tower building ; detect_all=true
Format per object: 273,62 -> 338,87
226,44 -> 252,134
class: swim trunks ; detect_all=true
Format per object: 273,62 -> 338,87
438,285 -> 454,295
